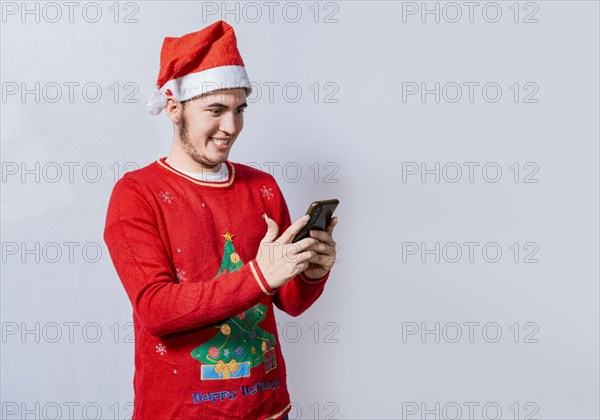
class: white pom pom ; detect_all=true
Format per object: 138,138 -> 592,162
146,87 -> 167,115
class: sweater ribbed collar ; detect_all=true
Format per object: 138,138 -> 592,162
155,157 -> 235,188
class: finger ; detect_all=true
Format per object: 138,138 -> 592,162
308,253 -> 323,265
311,251 -> 337,268
308,253 -> 334,269
305,240 -> 333,255
262,214 -> 279,242
283,243 -> 318,263
309,229 -> 335,246
279,214 -> 311,244
283,249 -> 317,265
294,249 -> 318,264
296,237 -> 320,251
282,243 -> 302,260
314,242 -> 335,256
282,239 -> 318,260
325,216 -> 338,235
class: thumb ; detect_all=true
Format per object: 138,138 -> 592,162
262,214 -> 279,242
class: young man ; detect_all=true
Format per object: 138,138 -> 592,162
103,20 -> 338,419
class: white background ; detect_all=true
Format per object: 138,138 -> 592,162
1,1 -> 599,419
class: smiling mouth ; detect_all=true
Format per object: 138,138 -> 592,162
209,137 -> 231,146
209,137 -> 230,146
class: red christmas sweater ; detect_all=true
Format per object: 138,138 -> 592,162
103,157 -> 330,420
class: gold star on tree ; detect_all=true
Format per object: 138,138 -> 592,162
222,232 -> 235,242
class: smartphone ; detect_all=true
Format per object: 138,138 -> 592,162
292,199 -> 339,243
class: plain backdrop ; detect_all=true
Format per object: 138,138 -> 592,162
1,1 -> 599,419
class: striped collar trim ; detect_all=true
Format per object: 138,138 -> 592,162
155,157 -> 235,187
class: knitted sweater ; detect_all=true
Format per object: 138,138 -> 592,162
103,157 -> 330,419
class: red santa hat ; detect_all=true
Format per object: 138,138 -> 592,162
146,20 -> 252,115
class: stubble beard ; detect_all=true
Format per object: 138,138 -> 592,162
178,112 -> 223,172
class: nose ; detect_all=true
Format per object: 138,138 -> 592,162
219,111 -> 240,137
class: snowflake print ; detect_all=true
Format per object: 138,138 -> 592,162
237,312 -> 246,320
176,267 -> 187,282
156,343 -> 167,355
234,346 -> 244,357
250,329 -> 257,340
159,191 -> 174,204
260,185 -> 274,200
224,348 -> 230,357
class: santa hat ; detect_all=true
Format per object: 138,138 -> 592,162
146,20 -> 252,115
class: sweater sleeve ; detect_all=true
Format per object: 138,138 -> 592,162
268,178 -> 330,317
103,175 -> 276,337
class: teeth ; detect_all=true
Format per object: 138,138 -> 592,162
211,138 -> 229,145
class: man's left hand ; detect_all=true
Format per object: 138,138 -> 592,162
302,216 -> 339,280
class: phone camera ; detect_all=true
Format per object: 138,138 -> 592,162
310,207 -> 322,224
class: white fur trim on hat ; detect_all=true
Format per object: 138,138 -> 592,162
146,65 -> 252,115
146,87 -> 168,115
163,65 -> 252,102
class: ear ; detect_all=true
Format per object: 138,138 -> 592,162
165,97 -> 184,125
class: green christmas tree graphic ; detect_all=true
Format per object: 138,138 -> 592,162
216,232 -> 242,276
191,232 -> 277,380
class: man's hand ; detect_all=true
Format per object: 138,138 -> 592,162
256,214 -> 320,289
302,216 -> 339,280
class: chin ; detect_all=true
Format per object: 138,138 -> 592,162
208,155 -> 229,165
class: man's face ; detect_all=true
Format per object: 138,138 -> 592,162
177,88 -> 247,172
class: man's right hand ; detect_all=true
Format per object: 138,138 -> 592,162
255,214 -> 320,290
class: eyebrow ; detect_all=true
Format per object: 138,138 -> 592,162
205,102 -> 248,110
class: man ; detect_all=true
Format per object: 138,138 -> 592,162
103,20 -> 338,419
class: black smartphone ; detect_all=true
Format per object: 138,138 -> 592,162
292,199 -> 339,243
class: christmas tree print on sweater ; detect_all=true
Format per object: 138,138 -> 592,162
191,232 -> 277,380
215,232 -> 242,276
